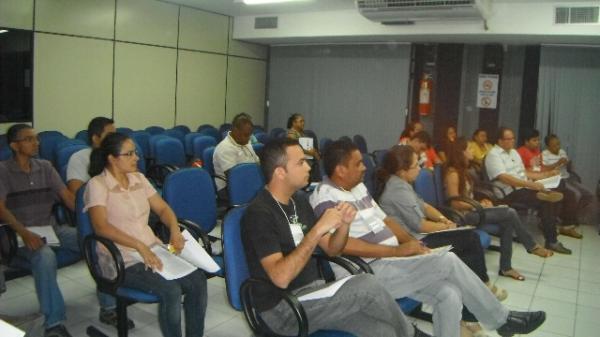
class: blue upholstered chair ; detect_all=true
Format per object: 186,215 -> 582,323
38,131 -> 68,162
144,126 -> 165,135
353,134 -> 368,154
227,163 -> 265,207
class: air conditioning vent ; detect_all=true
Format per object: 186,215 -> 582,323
255,17 -> 278,29
555,6 -> 599,24
356,0 -> 491,23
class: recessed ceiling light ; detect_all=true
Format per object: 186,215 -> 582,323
0,30 -> 9,34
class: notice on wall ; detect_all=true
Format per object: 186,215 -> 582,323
476,74 -> 499,109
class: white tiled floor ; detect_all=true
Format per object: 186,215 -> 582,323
1,224 -> 599,337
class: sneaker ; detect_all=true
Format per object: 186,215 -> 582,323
497,310 -> 546,336
45,324 -> 73,337
99,309 -> 135,330
545,241 -> 572,255
535,191 -> 563,203
558,226 -> 583,239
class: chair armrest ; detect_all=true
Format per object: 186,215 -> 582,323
82,235 -> 126,294
151,219 -> 212,255
340,255 -> 374,274
438,206 -> 468,226
446,196 -> 485,226
241,278 -> 309,337
53,202 -> 74,227
0,226 -> 18,265
146,164 -> 178,187
312,254 -> 362,282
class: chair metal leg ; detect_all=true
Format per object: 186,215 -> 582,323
117,298 -> 129,337
86,326 -> 109,337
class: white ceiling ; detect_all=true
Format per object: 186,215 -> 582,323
166,0 -> 355,16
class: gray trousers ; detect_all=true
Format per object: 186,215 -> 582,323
334,252 -> 509,337
262,274 -> 414,337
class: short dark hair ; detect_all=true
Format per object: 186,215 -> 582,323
496,127 -> 513,143
410,130 -> 431,146
544,133 -> 559,146
472,128 -> 486,139
522,128 -> 540,143
87,117 -> 114,145
232,113 -> 253,130
260,138 -> 300,183
323,140 -> 359,177
286,113 -> 302,129
7,124 -> 32,145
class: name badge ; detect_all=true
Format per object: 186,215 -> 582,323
290,223 -> 305,247
366,220 -> 385,234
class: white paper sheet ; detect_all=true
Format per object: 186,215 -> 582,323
17,226 -> 60,247
298,275 -> 355,302
0,320 -> 25,337
132,245 -> 197,280
384,245 -> 453,261
536,175 -> 561,189
298,137 -> 314,159
179,230 -> 221,273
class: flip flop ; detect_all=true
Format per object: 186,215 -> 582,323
530,245 -> 554,258
499,269 -> 525,281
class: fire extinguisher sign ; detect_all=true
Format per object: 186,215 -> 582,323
477,74 -> 499,109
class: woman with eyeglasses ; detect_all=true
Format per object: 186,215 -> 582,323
444,137 -> 553,282
376,144 -> 506,337
84,132 -> 207,337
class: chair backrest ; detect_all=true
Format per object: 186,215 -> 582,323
338,136 -> 352,143
154,137 -> 186,167
219,123 -> 232,136
251,143 -> 264,157
223,206 -> 249,310
254,132 -> 270,144
132,139 -> 146,174
432,164 -> 445,206
198,127 -> 220,142
269,127 -> 285,139
192,136 -> 217,160
173,125 -> 191,135
184,132 -> 202,156
362,154 -> 376,197
413,168 -> 437,206
116,127 -> 134,136
1,144 -> 12,161
320,137 -> 332,154
372,149 -> 388,167
148,134 -> 170,159
145,126 -> 165,135
131,131 -> 151,159
165,129 -> 185,144
75,130 -> 88,143
54,139 -> 87,166
75,184 -> 93,245
56,144 -> 89,177
353,134 -> 368,154
227,163 -> 265,206
38,131 -> 67,162
163,168 -> 217,233
202,146 -> 216,176
252,125 -> 265,134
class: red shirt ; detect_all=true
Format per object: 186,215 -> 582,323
517,146 -> 541,170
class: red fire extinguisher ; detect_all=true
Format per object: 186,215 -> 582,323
418,74 -> 432,116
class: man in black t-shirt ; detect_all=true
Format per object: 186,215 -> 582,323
242,138 -> 429,337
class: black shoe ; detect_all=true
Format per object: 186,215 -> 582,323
497,311 -> 546,337
99,309 -> 135,330
45,324 -> 73,337
545,241 -> 572,255
413,325 -> 432,337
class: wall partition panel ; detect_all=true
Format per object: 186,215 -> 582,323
113,42 -> 176,129
226,56 -> 267,124
35,0 -> 114,39
176,50 -> 227,128
179,6 -> 228,53
268,44 -> 411,151
0,0 -> 33,30
33,33 -> 113,137
116,0 -> 178,47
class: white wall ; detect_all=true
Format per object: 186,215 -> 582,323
0,0 -> 268,136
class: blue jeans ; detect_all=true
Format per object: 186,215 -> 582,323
14,225 -> 80,328
122,264 -> 207,337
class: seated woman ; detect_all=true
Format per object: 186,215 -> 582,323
438,125 -> 457,163
467,128 -> 492,172
377,145 -> 506,337
287,113 -> 321,181
444,137 -> 553,281
84,132 -> 207,337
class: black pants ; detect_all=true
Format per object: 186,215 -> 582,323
503,188 -> 559,244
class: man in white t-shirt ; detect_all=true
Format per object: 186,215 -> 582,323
543,134 -> 597,228
66,117 -> 135,329
213,114 -> 259,197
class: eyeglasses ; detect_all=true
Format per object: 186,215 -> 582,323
14,136 -> 40,143
117,150 -> 137,157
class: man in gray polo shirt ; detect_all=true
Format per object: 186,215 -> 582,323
0,124 -> 78,337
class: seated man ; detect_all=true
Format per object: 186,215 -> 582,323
517,129 -> 582,239
65,117 -> 135,329
543,134 -> 598,231
486,127 -> 571,254
310,139 -> 546,337
0,124 -> 79,337
242,138 -> 429,337
213,113 -> 259,199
